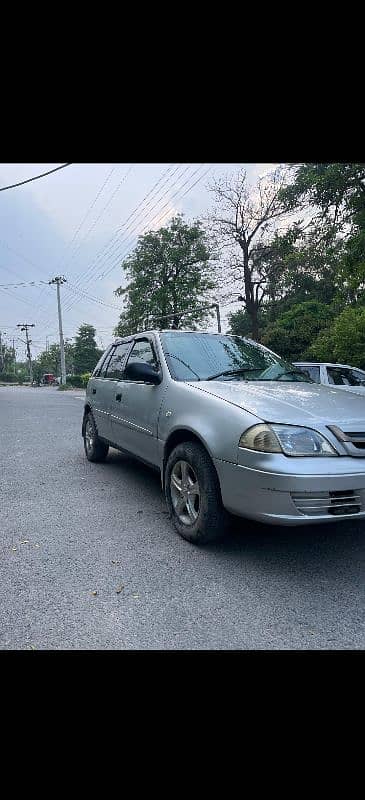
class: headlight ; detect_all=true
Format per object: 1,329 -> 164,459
239,424 -> 338,456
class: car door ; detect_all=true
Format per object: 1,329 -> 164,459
89,347 -> 114,439
110,336 -> 165,466
93,342 -> 132,440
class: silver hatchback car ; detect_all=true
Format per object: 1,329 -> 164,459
82,330 -> 365,544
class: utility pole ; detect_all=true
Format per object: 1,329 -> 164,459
49,276 -> 67,385
0,330 -> 5,372
17,323 -> 35,383
13,338 -> 16,374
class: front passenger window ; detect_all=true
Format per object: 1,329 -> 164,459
125,339 -> 158,379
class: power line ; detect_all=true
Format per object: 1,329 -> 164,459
67,164 -> 181,293
61,165 -> 206,316
59,165 -> 211,323
35,165 -> 120,310
0,280 -> 48,288
95,165 -> 197,282
64,165 -> 133,268
98,164 -> 212,282
0,238 -> 54,278
63,282 -> 123,311
33,164 -> 211,329
61,165 -> 117,256
0,163 -> 72,192
37,165 -> 185,324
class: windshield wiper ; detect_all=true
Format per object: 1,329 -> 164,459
274,370 -> 312,382
164,353 -> 201,380
205,367 -> 263,381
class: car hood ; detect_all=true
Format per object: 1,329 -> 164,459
335,385 -> 365,396
188,380 -> 365,425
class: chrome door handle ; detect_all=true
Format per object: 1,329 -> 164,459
92,388 -> 96,394
115,393 -> 122,402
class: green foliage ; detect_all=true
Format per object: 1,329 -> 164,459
261,301 -> 335,362
0,373 -> 18,383
308,307 -> 365,368
280,163 -> 365,304
0,343 -> 16,374
81,372 -> 92,387
114,215 -> 217,336
33,341 -> 74,382
73,325 -> 102,374
227,309 -> 267,338
66,375 -> 84,388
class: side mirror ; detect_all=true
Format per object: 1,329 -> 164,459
124,361 -> 162,384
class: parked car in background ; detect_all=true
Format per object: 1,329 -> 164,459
294,362 -> 365,396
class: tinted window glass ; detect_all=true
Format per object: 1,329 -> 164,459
160,332 -> 311,382
93,347 -> 113,377
327,367 -> 365,386
126,339 -> 158,370
297,365 -> 320,383
104,342 -> 131,380
352,369 -> 365,382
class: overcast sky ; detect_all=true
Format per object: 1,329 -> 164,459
0,163 -> 276,360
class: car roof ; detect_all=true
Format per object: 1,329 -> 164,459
112,329 -> 239,345
294,362 -> 363,369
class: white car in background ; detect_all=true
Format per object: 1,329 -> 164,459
294,362 -> 365,396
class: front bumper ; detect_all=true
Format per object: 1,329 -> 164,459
214,458 -> 365,525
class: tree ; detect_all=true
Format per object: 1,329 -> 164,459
261,301 -> 335,362
33,341 -> 74,381
227,308 -> 267,338
208,167 -> 292,341
0,342 -> 15,373
279,163 -> 365,304
309,306 -> 365,368
73,325 -> 102,374
114,215 -> 217,336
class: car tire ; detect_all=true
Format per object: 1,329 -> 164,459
165,441 -> 229,545
83,412 -> 109,462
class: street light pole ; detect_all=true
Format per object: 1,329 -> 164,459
49,276 -> 67,385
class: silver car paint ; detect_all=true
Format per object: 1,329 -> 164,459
85,331 -> 365,526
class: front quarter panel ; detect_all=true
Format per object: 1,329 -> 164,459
158,381 -> 262,463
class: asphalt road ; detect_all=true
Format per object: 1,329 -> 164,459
1,385 -> 364,650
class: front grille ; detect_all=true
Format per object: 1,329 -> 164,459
291,490 -> 362,517
327,426 -> 365,456
345,432 -> 365,450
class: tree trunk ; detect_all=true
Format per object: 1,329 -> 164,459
242,249 -> 260,342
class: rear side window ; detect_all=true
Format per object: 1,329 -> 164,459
327,367 -> 364,386
93,347 -> 113,377
104,342 -> 131,380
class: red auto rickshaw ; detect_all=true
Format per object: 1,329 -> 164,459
41,373 -> 56,385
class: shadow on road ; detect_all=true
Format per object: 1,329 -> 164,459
101,449 -> 365,573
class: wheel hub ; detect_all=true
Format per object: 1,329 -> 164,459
170,460 -> 200,526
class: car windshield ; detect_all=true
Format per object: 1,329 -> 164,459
160,332 -> 312,382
